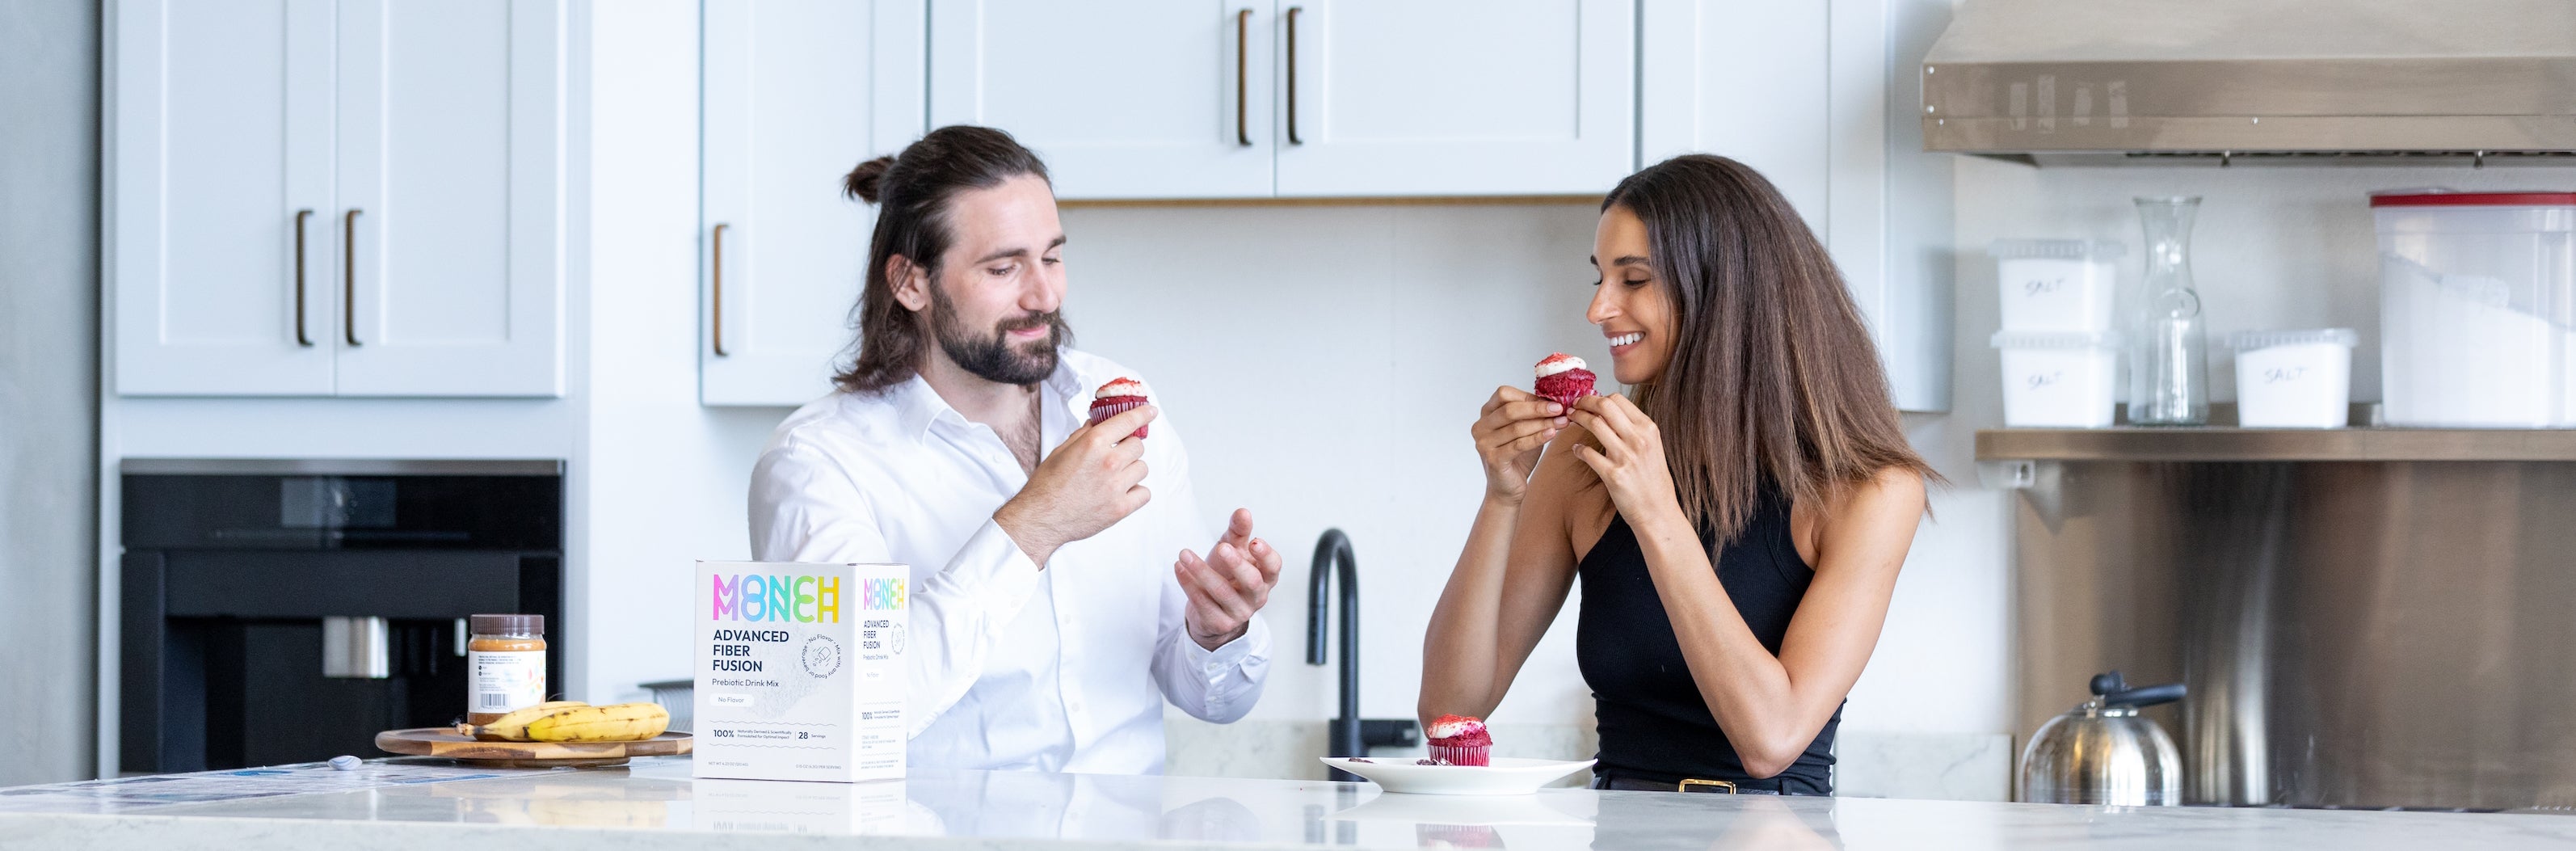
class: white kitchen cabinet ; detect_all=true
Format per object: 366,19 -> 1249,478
109,0 -> 566,398
332,0 -> 564,397
927,0 -> 1630,200
1638,0 -> 1954,413
1271,0 -> 1634,197
111,0 -> 338,396
701,0 -> 927,406
928,0 -> 1276,200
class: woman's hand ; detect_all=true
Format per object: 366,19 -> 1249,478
1471,385 -> 1568,504
1568,394 -> 1685,528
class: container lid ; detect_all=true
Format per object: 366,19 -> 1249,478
469,613 -> 544,635
1991,330 -> 2123,349
2370,190 -> 2576,208
1988,238 -> 2126,260
2228,328 -> 2358,350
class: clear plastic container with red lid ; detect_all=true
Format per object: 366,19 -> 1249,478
2371,189 -> 2576,428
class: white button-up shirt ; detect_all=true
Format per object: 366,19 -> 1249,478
748,348 -> 1270,774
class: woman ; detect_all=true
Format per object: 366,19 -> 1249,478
1419,154 -> 1934,795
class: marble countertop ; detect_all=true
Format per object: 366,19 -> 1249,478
5,757 -> 2576,850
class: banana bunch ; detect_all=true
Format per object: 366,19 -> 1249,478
460,701 -> 671,744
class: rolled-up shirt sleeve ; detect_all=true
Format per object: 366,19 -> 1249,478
750,439 -> 1042,736
1142,425 -> 1271,723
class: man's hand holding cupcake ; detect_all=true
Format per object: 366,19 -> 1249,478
993,402 -> 1159,565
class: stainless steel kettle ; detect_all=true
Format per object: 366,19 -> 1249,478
2018,671 -> 2186,805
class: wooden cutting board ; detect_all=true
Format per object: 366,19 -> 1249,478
376,727 -> 692,768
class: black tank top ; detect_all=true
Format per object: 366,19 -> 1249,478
1575,492 -> 1839,794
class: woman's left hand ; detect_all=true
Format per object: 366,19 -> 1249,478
1567,394 -> 1686,529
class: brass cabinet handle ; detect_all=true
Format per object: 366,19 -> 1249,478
343,209 -> 362,347
1235,9 -> 1252,146
293,209 -> 314,347
1285,6 -> 1303,145
710,222 -> 730,356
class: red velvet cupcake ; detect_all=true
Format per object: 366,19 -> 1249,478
1533,353 -> 1596,410
1087,377 -> 1151,439
1425,714 -> 1492,766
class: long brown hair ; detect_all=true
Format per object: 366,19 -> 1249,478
1603,154 -> 1934,541
836,125 -> 1054,394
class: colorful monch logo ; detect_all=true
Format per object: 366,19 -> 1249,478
709,573 -> 844,623
861,578 -> 906,611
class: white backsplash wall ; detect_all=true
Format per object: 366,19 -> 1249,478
1058,202 -> 1609,728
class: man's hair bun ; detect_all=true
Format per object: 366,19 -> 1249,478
843,154 -> 896,204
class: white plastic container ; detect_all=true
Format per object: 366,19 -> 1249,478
1993,331 -> 2123,428
1990,239 -> 2126,331
2230,329 -> 2357,428
2372,191 -> 2576,428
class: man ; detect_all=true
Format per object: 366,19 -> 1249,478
749,125 -> 1282,774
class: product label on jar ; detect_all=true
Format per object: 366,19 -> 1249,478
694,560 -> 906,783
469,650 -> 546,715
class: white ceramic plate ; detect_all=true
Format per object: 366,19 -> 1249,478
1320,756 -> 1596,796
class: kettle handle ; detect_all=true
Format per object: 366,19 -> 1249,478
2088,671 -> 2185,708
2107,682 -> 2186,708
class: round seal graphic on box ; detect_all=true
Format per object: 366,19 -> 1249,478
888,623 -> 907,656
801,634 -> 843,678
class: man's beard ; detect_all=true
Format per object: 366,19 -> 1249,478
928,283 -> 1069,386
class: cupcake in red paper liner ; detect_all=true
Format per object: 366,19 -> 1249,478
1425,714 -> 1492,767
1087,377 -> 1151,439
1533,353 -> 1596,411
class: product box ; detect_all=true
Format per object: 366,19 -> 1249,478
693,561 -> 907,782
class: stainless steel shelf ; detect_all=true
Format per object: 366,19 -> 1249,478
1976,428 -> 2576,462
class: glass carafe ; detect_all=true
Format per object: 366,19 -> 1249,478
2130,196 -> 2209,425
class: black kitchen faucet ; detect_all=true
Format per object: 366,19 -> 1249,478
1307,529 -> 1420,781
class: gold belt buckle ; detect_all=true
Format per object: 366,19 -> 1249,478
1677,778 -> 1737,794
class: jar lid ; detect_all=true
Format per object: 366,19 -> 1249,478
469,613 -> 544,635
1988,238 -> 2126,261
1991,330 -> 2123,349
2370,190 -> 2576,208
2227,328 -> 2357,350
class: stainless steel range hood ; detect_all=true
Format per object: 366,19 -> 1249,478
1921,0 -> 2576,166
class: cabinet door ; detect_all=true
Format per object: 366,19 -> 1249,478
332,0 -> 564,397
702,0 -> 925,407
1637,0 -> 1829,231
1272,0 -> 1633,197
928,0 -> 1276,200
111,0 -> 337,396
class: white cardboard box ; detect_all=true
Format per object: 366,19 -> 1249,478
692,561 -> 907,782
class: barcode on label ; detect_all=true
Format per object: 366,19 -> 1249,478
481,693 -> 510,709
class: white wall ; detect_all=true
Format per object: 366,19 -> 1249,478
1061,203 -> 1609,725
0,0 -> 101,787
